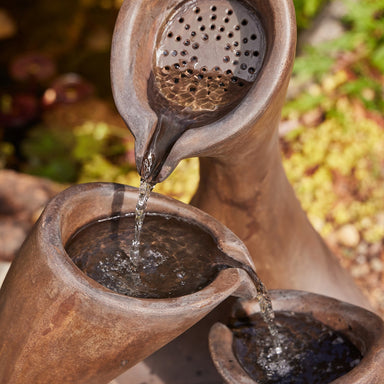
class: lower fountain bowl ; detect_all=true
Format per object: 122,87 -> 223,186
209,289 -> 384,384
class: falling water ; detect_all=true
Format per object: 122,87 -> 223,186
129,153 -> 155,264
130,178 -> 154,264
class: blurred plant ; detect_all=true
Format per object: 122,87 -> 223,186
293,0 -> 328,30
20,119 -> 200,203
0,142 -> 14,169
282,0 -> 384,245
283,97 -> 384,243
293,0 -> 384,106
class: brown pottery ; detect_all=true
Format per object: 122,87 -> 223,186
0,183 -> 258,384
209,290 -> 384,384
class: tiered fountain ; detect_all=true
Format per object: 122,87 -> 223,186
0,0 -> 383,383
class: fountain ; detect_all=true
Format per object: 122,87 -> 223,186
0,0 -> 383,383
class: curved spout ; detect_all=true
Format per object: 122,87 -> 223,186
139,114 -> 187,183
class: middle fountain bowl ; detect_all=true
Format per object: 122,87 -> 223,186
0,182 -> 259,384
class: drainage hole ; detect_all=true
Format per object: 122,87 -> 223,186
251,34 -> 257,40
233,41 -> 239,47
239,81 -> 245,87
243,38 -> 248,44
200,25 -> 206,31
235,25 -> 240,31
197,16 -> 203,22
191,56 -> 198,62
224,17 -> 230,23
240,63 -> 247,70
227,9 -> 233,15
248,67 -> 255,74
253,51 -> 259,57
176,35 -> 181,41
216,35 -> 221,40
179,17 -> 184,23
214,66 -> 221,71
167,32 -> 173,38
163,50 -> 169,56
219,26 -> 225,32
164,66 -> 170,71
171,50 -> 178,56
231,76 -> 238,82
185,24 -> 190,30
228,32 -> 234,38
174,63 -> 180,69
211,14 -> 217,20
224,44 -> 231,50
226,69 -> 232,75
202,33 -> 209,40
211,5 -> 217,11
210,24 -> 216,30
197,74 -> 204,80
194,7 -> 200,14
192,43 -> 200,49
241,19 -> 248,26
191,31 -> 197,37
180,50 -> 187,56
184,39 -> 191,46
235,51 -> 241,57
223,56 -> 230,63
187,69 -> 193,75
201,67 -> 207,72
233,60 -> 239,65
244,50 -> 250,56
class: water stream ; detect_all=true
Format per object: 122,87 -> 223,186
129,178 -> 154,264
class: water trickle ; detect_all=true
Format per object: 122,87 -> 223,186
130,178 -> 154,264
220,259 -> 282,354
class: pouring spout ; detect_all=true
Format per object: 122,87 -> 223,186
139,113 -> 188,183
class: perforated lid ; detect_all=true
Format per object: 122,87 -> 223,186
152,0 -> 266,114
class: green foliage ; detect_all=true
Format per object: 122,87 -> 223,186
21,128 -> 78,182
283,97 -> 384,243
282,0 -> 384,245
21,121 -> 132,183
293,0 -> 328,30
293,0 -> 384,85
